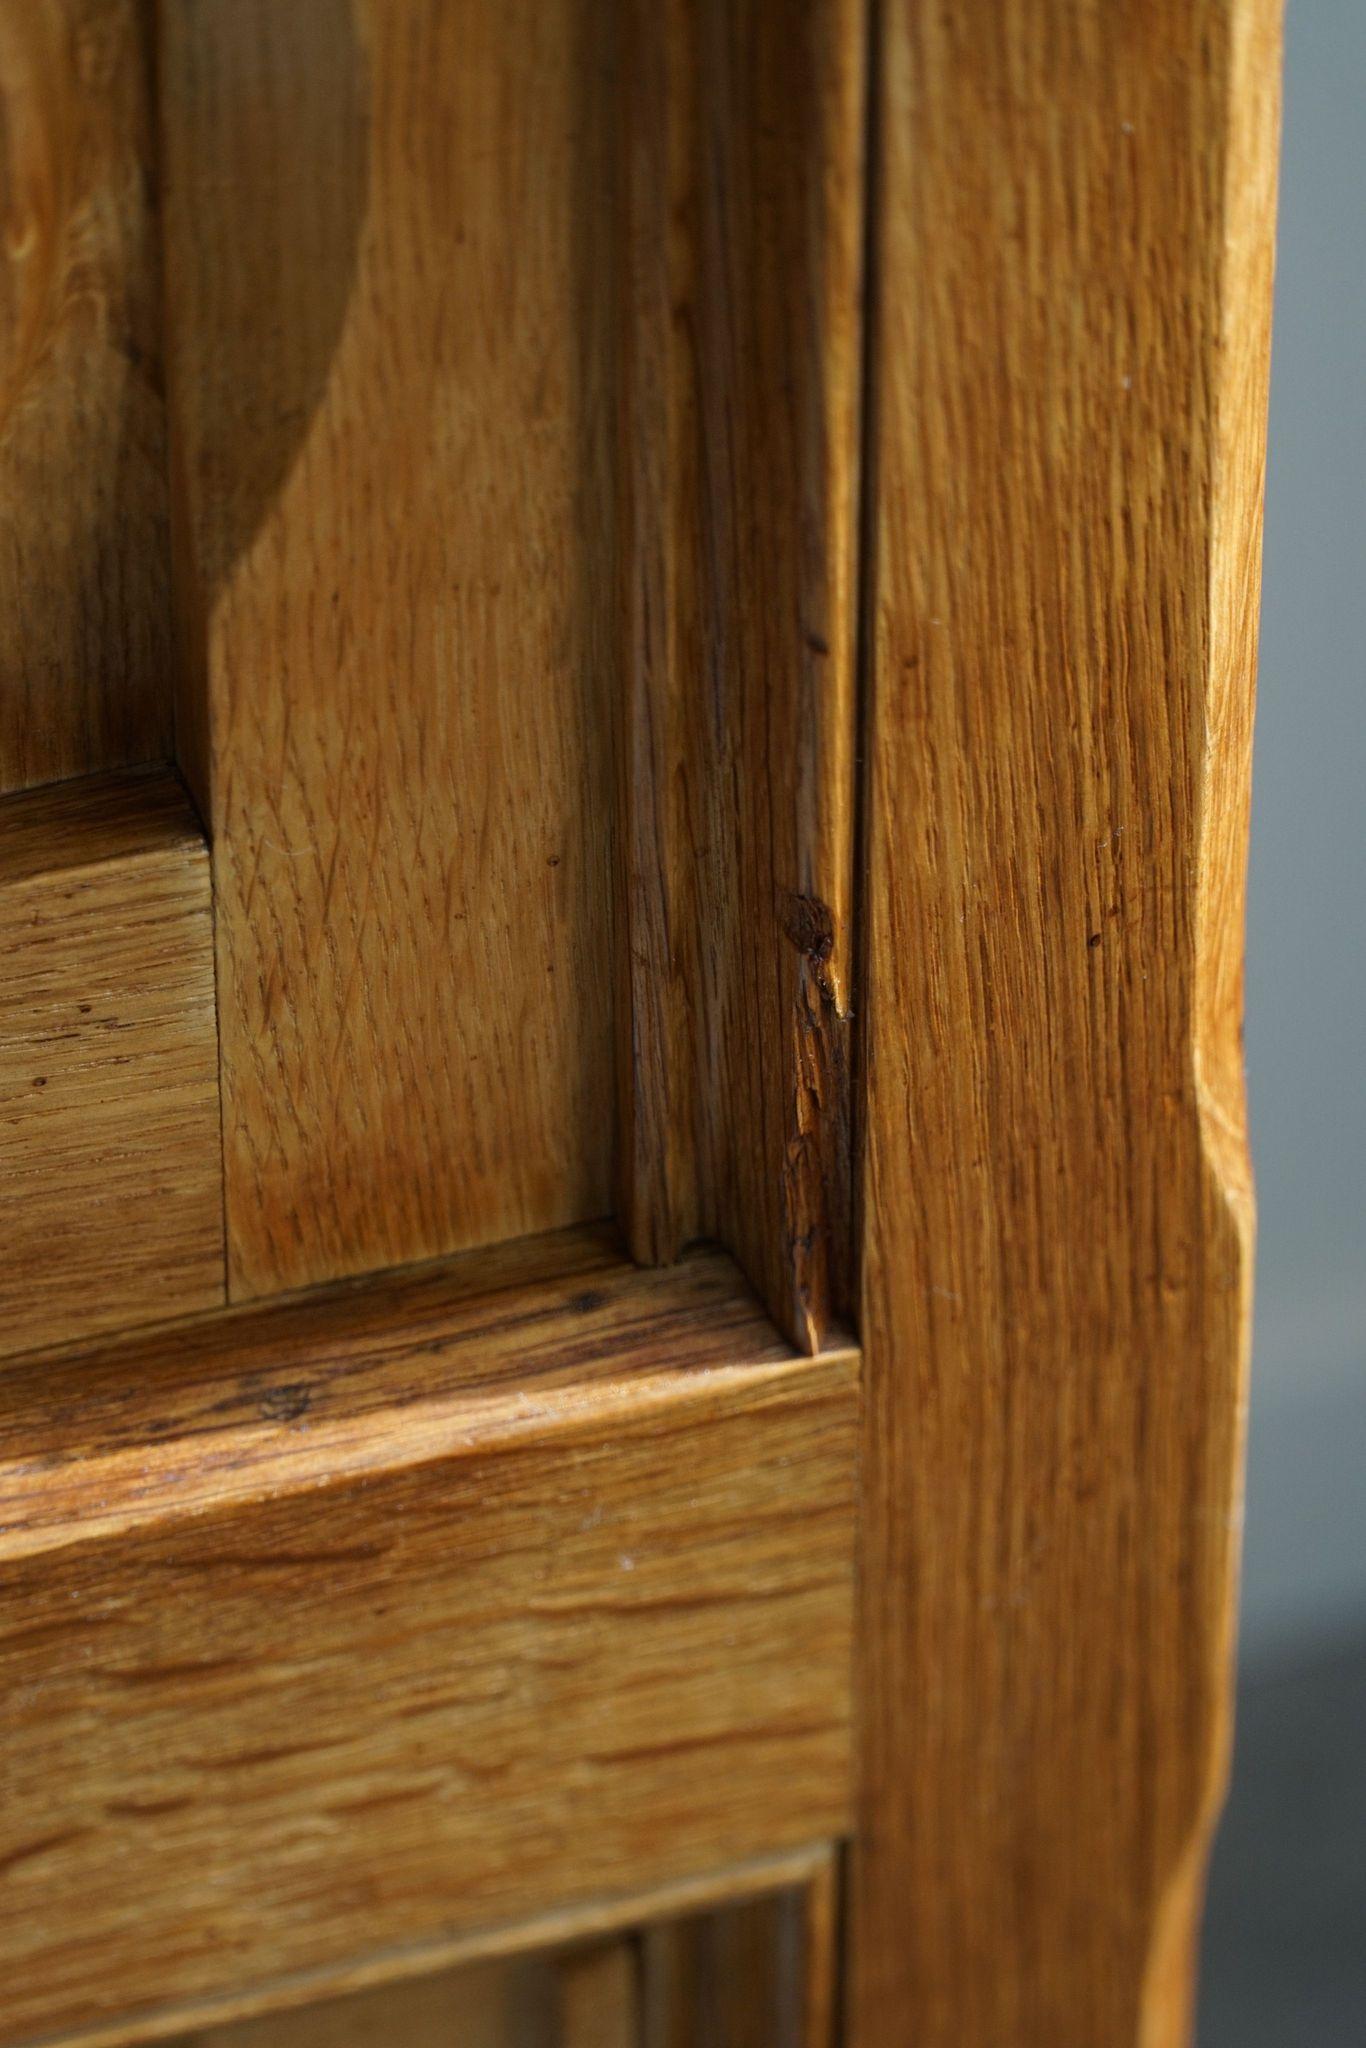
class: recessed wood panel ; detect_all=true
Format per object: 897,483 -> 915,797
0,768 -> 224,1356
162,1872 -> 835,2048
0,1233 -> 856,2045
158,0 -> 619,1299
0,0 -> 171,793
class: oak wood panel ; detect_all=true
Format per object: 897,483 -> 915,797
0,0 -> 171,793
852,3 -> 1282,2044
0,1232 -> 856,2045
158,0 -> 619,1300
617,0 -> 864,1350
0,767 -> 223,1356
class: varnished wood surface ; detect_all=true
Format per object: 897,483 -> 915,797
0,767 -> 223,1356
0,1232 -> 856,2044
617,0 -> 863,1351
159,0 -> 619,1300
0,0 -> 171,793
853,3 -> 1282,2043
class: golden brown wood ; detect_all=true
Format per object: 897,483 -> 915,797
617,0 -> 864,1350
158,0 -> 618,1300
0,0 -> 171,793
0,1231 -> 856,2045
0,766 -> 223,1356
559,1943 -> 640,2048
852,3 -> 1282,2043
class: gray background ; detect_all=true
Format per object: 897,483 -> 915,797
1200,1 -> 1366,2037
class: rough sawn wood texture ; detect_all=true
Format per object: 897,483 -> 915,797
0,1231 -> 856,2045
852,2 -> 1283,2043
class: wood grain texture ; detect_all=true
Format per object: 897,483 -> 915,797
617,0 -> 864,1350
158,0 -> 619,1300
0,1231 -> 856,2045
0,0 -> 171,793
852,3 -> 1282,2044
0,766 -> 223,1356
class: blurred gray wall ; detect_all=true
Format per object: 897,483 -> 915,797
1239,0 -> 1366,1655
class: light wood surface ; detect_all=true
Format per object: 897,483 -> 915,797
0,767 -> 223,1356
158,0 -> 619,1300
616,0 -> 863,1351
0,0 -> 171,793
0,1230 -> 856,2044
852,2 -> 1281,2043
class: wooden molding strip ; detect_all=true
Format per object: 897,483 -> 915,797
0,767 -> 224,1359
615,0 -> 865,1353
0,1230 -> 856,2046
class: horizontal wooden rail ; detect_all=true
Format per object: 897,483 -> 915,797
0,1228 -> 857,2046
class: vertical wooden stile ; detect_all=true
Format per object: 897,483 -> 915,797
852,2 -> 1283,2042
